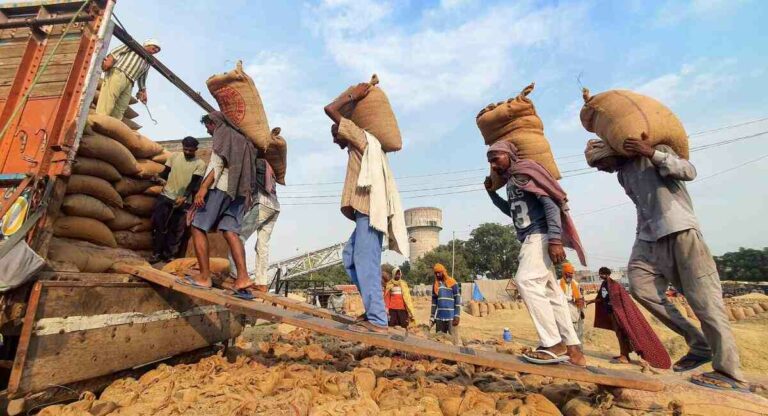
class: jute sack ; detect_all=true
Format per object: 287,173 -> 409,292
106,208 -> 143,231
479,302 -> 488,317
731,307 -> 745,321
151,150 -> 171,164
122,117 -> 142,131
87,113 -> 164,158
726,306 -> 736,322
54,216 -> 117,247
131,218 -> 152,232
206,60 -> 270,151
135,159 -> 166,179
124,194 -> 157,217
72,156 -> 121,182
580,88 -> 689,159
78,133 -> 140,175
744,307 -> 755,318
469,301 -> 480,317
341,74 -> 402,152
48,238 -> 114,273
114,231 -> 153,250
66,174 -> 123,207
123,106 -> 138,119
266,127 -> 287,185
477,83 -> 561,182
161,257 -> 231,277
144,185 -> 163,196
61,194 -> 116,222
613,381 -> 768,416
114,177 -> 155,197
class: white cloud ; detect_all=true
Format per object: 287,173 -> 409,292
632,60 -> 737,107
655,0 -> 748,25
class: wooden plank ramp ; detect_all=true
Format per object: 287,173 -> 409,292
114,263 -> 665,392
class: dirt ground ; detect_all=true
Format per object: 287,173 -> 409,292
409,294 -> 768,378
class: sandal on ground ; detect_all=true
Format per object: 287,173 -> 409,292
673,353 -> 712,372
690,371 -> 750,393
347,321 -> 388,335
230,288 -> 255,301
522,348 -> 570,365
176,276 -> 212,290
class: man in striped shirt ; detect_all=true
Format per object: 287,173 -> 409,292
430,263 -> 461,334
96,39 -> 160,118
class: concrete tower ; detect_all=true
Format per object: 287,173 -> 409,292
404,207 -> 442,262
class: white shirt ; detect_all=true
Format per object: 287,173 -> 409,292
205,152 -> 229,192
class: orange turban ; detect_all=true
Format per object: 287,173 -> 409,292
433,263 -> 457,295
562,263 -> 575,275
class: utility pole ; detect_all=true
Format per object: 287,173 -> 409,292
451,231 -> 456,277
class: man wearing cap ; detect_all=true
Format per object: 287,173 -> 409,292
150,136 -> 206,263
96,39 -> 160,118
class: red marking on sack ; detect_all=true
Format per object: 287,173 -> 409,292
214,86 -> 246,123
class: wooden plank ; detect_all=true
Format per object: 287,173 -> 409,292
251,291 -> 355,324
7,282 -> 42,396
115,263 -> 665,392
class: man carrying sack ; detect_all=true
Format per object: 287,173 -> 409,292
485,141 -> 587,366
559,263 -> 585,343
384,267 -> 416,329
97,39 -> 160,118
586,136 -> 747,392
183,112 -> 257,298
324,83 -> 409,335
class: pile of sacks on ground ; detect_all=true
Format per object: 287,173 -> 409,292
466,300 -> 525,317
668,295 -> 768,322
39,327 -> 768,416
48,103 -> 168,271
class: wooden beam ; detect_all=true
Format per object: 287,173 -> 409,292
250,291 -> 355,324
115,263 -> 665,392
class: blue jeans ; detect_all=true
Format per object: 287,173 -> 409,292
342,213 -> 386,327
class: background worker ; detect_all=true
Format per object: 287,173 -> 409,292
485,141 -> 587,366
229,158 -> 280,293
430,264 -> 460,334
185,113 -> 256,297
586,267 -> 671,369
324,83 -> 409,335
586,136 -> 746,391
384,267 -> 416,329
150,136 -> 206,263
97,39 -> 160,118
560,263 -> 585,343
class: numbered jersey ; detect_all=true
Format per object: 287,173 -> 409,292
505,182 -> 549,241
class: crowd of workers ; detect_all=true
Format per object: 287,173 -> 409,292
95,40 -> 748,394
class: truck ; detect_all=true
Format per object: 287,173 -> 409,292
0,1 -> 240,413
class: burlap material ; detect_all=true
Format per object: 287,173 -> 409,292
266,127 -> 288,185
106,208 -> 143,231
54,216 -> 117,247
123,106 -> 138,119
114,177 -> 155,197
130,218 -> 153,232
124,194 -> 157,217
477,83 -> 560,180
72,156 -> 121,182
61,194 -> 116,222
114,231 -> 153,250
135,158 -> 166,179
151,150 -> 172,164
144,185 -> 163,196
161,257 -> 231,277
78,133 -> 139,175
66,174 -> 123,208
206,60 -> 271,151
342,74 -> 402,152
88,113 -> 164,158
580,88 -> 689,159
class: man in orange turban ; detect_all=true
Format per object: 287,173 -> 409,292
559,263 -> 585,343
430,263 -> 461,334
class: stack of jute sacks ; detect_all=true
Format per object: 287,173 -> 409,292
206,60 -> 288,184
580,88 -> 689,158
49,109 -> 168,271
337,74 -> 402,152
466,300 -> 524,317
476,83 -> 560,190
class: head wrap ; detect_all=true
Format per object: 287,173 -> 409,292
584,139 -> 619,167
486,141 -> 587,266
562,262 -> 575,275
432,263 -> 457,295
392,267 -> 402,279
143,38 -> 161,50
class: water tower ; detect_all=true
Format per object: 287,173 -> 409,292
404,207 -> 442,262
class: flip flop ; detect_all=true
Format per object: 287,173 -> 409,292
230,289 -> 255,301
673,353 -> 712,372
347,322 -> 388,336
176,276 -> 212,290
522,348 -> 570,365
690,371 -> 751,393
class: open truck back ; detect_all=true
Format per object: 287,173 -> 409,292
0,1 -> 241,412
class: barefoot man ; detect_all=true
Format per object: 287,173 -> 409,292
183,112 -> 257,297
586,136 -> 748,392
485,141 -> 587,366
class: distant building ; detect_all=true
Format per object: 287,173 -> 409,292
404,207 -> 442,263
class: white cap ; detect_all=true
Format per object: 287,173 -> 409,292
143,38 -> 161,50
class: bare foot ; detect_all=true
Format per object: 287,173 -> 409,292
253,285 -> 268,293
233,276 -> 254,291
567,344 -> 587,367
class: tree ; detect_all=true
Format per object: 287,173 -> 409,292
714,247 -> 768,282
408,244 -> 472,285
308,264 -> 349,285
464,223 -> 521,279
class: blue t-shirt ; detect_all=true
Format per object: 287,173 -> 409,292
506,183 -> 548,241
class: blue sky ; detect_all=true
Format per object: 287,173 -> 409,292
41,0 -> 768,269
